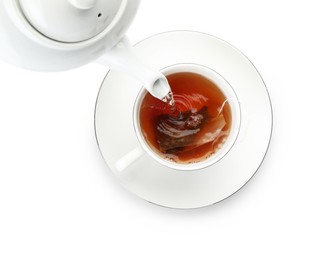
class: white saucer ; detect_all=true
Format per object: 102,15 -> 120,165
95,31 -> 272,209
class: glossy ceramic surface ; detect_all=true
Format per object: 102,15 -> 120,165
95,31 -> 273,209
0,0 -> 140,70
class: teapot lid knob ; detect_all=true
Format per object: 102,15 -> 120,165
69,0 -> 98,10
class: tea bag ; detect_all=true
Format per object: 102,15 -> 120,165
156,106 -> 226,153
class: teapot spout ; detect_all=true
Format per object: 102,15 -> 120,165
97,37 -> 172,101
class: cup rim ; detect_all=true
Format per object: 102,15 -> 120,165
133,63 -> 241,171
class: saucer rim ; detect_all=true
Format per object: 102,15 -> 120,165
94,30 -> 273,209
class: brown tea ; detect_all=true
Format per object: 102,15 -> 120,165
139,72 -> 232,164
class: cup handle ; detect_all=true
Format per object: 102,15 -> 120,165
115,146 -> 145,172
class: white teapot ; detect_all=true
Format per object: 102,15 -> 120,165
0,0 -> 171,100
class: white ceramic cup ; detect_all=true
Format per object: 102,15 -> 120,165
133,63 -> 241,171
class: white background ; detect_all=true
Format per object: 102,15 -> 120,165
0,0 -> 323,259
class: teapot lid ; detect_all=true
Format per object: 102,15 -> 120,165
19,0 -> 127,43
0,0 -> 140,70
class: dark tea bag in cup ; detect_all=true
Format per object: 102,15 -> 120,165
156,106 -> 226,153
